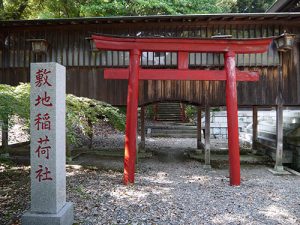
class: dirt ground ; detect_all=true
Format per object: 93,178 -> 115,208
1,144 -> 300,225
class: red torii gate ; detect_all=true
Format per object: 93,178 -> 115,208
92,34 -> 272,186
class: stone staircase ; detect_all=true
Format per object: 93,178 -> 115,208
155,102 -> 184,121
147,110 -> 253,139
147,122 -> 197,138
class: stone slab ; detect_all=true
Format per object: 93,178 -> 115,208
22,202 -> 74,225
203,164 -> 212,170
284,167 -> 300,176
267,168 -> 291,175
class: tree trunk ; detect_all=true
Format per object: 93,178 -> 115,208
13,0 -> 29,20
1,115 -> 9,151
88,119 -> 93,149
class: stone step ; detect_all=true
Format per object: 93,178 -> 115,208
158,105 -> 181,108
150,133 -> 197,138
156,112 -> 182,115
157,108 -> 181,110
146,125 -> 197,130
156,102 -> 183,122
156,119 -> 183,122
189,152 -> 272,164
156,114 -> 182,117
157,108 -> 181,111
157,110 -> 182,114
158,102 -> 181,105
157,115 -> 182,118
150,129 -> 197,134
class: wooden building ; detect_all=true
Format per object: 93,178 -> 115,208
1,10 -> 300,178
1,13 -> 300,107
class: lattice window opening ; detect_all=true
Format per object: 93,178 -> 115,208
141,52 -> 177,68
189,41 -> 279,67
96,44 -> 279,69
98,51 -> 129,67
97,51 -> 178,68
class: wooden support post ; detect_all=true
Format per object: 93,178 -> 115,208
153,104 -> 158,120
252,106 -> 258,150
180,103 -> 186,122
274,51 -> 284,172
197,107 -> 202,149
275,105 -> 284,171
204,105 -> 211,168
140,106 -> 146,151
225,51 -> 241,186
1,115 -> 8,151
123,49 -> 141,185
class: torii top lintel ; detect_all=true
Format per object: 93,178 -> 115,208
91,34 -> 273,53
91,35 -> 273,82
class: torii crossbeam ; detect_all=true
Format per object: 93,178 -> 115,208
92,34 -> 272,186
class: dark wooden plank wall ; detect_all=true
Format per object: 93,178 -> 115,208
0,22 -> 299,106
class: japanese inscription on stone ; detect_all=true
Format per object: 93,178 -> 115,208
32,68 -> 53,182
30,63 -> 66,214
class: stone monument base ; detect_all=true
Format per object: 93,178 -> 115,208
22,202 -> 73,225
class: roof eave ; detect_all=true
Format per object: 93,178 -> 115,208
2,12 -> 300,27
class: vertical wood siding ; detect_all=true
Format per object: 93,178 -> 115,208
0,22 -> 299,106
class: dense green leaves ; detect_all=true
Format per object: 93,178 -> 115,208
81,0 -> 225,16
0,0 -> 276,20
0,84 -> 125,145
0,84 -> 30,128
231,0 -> 275,13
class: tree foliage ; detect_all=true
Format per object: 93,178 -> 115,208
0,84 -> 125,146
231,0 -> 275,13
0,0 -> 276,20
81,0 -> 226,17
0,0 -> 29,20
0,83 -> 30,127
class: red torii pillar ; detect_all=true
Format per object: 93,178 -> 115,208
124,49 -> 140,184
92,35 -> 272,186
225,51 -> 240,185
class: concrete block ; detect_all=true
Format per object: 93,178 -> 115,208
22,202 -> 73,225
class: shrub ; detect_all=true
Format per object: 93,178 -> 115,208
0,84 -> 125,147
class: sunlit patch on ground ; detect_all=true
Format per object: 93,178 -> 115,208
1,154 -> 300,224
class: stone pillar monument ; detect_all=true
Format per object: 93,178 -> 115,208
22,63 -> 74,225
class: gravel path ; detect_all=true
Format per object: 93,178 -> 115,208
67,155 -> 300,225
92,134 -> 230,151
2,120 -> 300,225
2,143 -> 300,225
